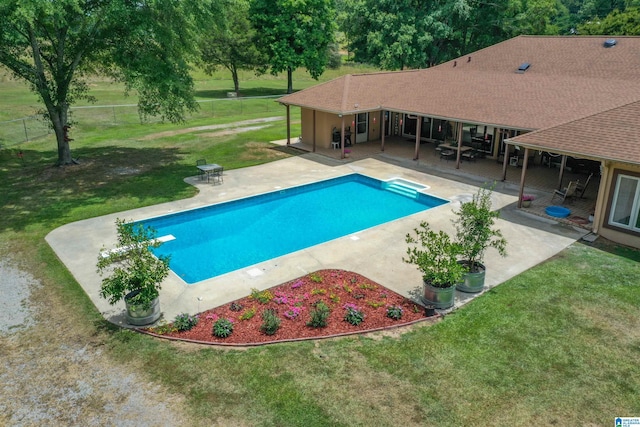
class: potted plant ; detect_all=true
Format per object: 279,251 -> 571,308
97,219 -> 170,326
521,194 -> 535,208
404,221 -> 466,309
452,186 -> 507,293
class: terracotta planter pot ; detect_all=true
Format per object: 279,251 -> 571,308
422,281 -> 455,309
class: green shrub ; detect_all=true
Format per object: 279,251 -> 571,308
260,308 -> 281,336
173,313 -> 199,331
307,301 -> 331,328
386,305 -> 403,320
343,303 -> 365,326
212,318 -> 234,338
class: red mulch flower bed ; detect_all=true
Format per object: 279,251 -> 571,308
145,269 -> 434,345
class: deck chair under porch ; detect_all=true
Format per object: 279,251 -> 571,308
551,180 -> 578,204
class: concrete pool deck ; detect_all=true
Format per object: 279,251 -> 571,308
46,156 -> 589,327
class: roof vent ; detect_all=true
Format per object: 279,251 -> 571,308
516,62 -> 531,73
604,39 -> 617,48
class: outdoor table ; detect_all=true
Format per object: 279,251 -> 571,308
197,163 -> 223,183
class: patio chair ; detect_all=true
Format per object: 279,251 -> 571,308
196,159 -> 207,180
551,180 -> 578,204
212,166 -> 223,184
461,148 -> 478,162
331,127 -> 340,149
440,149 -> 455,161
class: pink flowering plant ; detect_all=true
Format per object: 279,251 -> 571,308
284,306 -> 304,320
521,194 -> 535,201
173,312 -> 199,331
343,303 -> 365,326
386,305 -> 403,320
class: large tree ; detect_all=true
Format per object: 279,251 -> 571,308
344,0 -> 463,69
578,7 -> 640,34
249,0 -> 336,94
0,0 -> 213,166
200,0 -> 265,95
342,0 -> 558,70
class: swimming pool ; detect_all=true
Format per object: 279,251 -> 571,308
140,174 -> 448,284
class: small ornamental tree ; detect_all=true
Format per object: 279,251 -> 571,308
404,221 -> 465,288
97,219 -> 170,311
452,186 -> 507,273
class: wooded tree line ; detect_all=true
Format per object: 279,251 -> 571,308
1,0 -> 638,165
336,0 -> 640,69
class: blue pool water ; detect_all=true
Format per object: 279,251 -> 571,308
140,174 -> 448,283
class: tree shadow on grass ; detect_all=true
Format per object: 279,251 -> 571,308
0,145 -> 196,233
579,238 -> 640,262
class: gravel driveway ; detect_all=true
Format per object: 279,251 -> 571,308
0,258 -> 190,426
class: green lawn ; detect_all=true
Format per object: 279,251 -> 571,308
1,65 -> 640,426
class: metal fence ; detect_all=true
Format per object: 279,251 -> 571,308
0,95 -> 282,148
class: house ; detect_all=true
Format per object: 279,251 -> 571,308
277,35 -> 640,249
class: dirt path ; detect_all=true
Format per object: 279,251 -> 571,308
0,258 -> 191,426
139,116 -> 284,140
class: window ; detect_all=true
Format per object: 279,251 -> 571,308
609,174 -> 640,231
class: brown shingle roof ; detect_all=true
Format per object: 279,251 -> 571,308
509,100 -> 640,165
279,35 -> 640,132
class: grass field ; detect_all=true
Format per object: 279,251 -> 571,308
1,64 -> 640,426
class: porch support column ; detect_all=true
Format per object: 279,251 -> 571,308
286,104 -> 291,146
494,128 -> 502,158
593,161 -> 608,233
414,116 -> 421,160
557,155 -> 567,190
381,111 -> 386,152
455,122 -> 463,169
517,147 -> 530,208
340,116 -> 346,159
312,110 -> 316,152
501,141 -> 510,181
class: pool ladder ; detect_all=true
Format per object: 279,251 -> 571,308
383,183 -> 418,199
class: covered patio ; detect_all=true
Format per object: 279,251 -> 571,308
281,136 -> 598,230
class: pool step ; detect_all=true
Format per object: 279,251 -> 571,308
384,183 -> 418,199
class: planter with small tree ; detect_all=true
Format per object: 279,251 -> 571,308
452,186 -> 507,293
404,221 -> 466,309
97,219 -> 170,326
